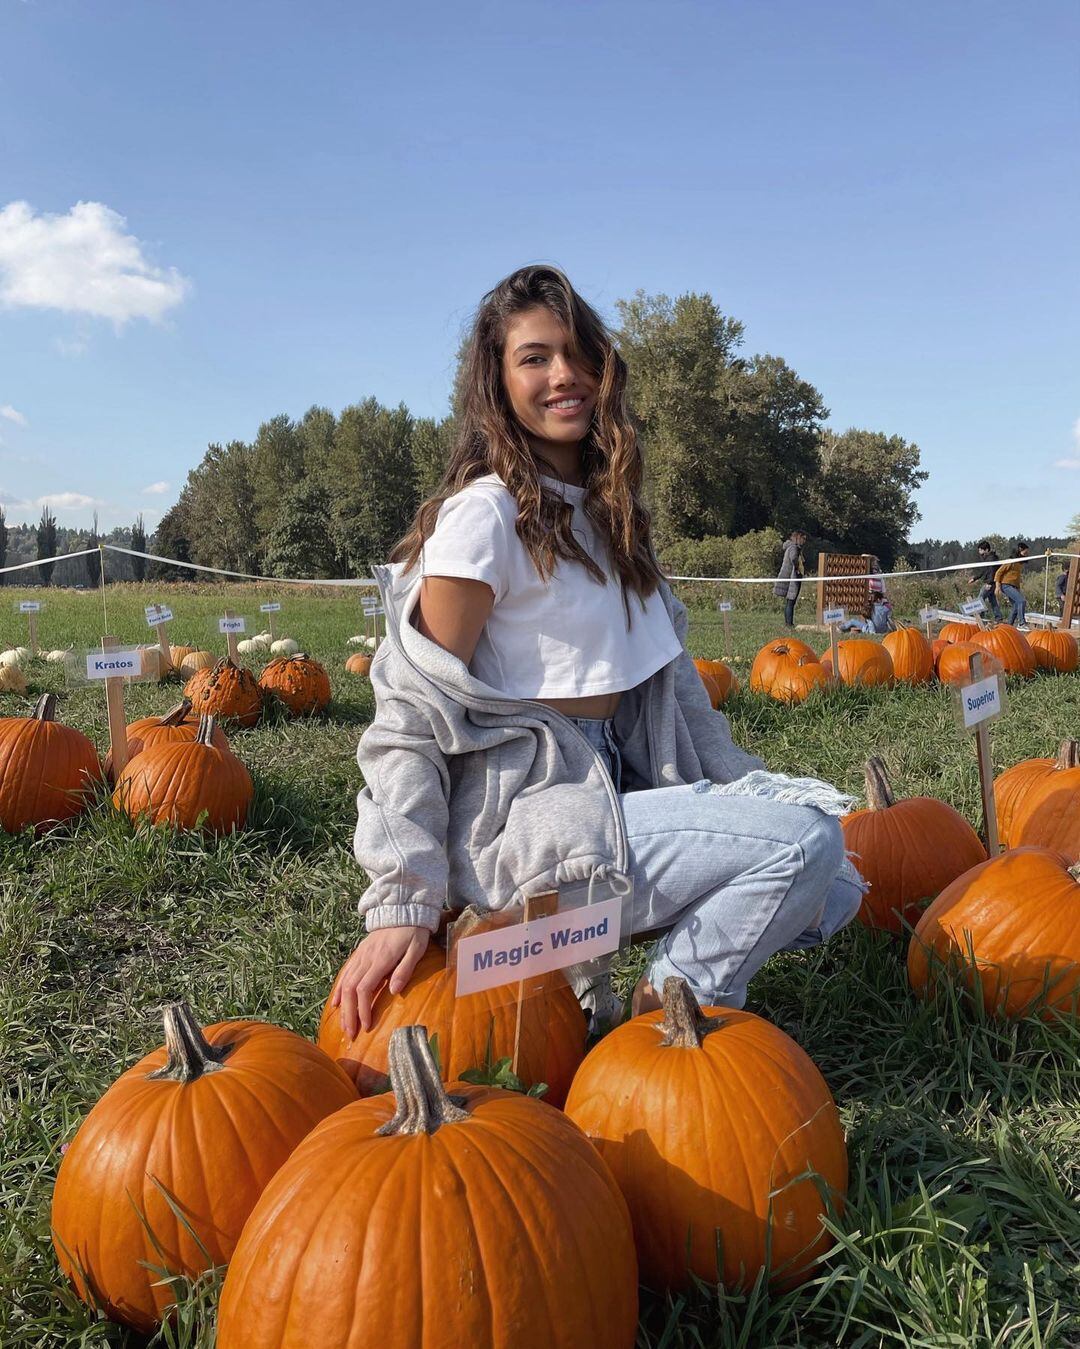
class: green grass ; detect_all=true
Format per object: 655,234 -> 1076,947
2,582 -> 1078,1347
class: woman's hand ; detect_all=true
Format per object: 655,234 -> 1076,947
331,925 -> 432,1039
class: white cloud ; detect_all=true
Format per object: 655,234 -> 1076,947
0,201 -> 190,324
37,491 -> 104,510
1055,458 -> 1080,470
0,404 -> 27,426
141,479 -> 170,494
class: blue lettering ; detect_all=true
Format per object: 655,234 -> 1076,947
550,927 -> 572,949
473,950 -> 493,972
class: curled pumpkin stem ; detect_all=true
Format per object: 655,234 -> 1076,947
33,692 -> 59,722
1056,740 -> 1079,771
377,1025 -> 470,1136
864,756 -> 896,811
656,977 -> 724,1048
148,1002 -> 232,1082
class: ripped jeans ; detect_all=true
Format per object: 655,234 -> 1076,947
570,716 -> 863,1008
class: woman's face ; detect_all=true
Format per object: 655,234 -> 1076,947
500,306 -> 598,449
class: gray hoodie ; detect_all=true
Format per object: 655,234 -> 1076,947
353,563 -> 765,933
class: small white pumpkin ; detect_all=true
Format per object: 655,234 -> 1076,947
362,636 -> 377,650
347,635 -> 364,646
0,663 -> 28,692
45,648 -> 71,663
270,637 -> 299,656
0,648 -> 30,668
237,638 -> 260,656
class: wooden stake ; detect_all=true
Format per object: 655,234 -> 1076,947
223,608 -> 240,662
511,891 -> 558,1078
101,635 -> 129,777
816,552 -> 828,625
27,610 -> 38,656
722,605 -> 731,658
829,621 -> 840,683
968,651 -> 1001,857
157,621 -> 172,673
268,611 -> 276,643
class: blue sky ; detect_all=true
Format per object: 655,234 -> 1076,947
1,0 -> 1077,546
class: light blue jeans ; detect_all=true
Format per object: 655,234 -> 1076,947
1001,584 -> 1026,626
570,717 -> 862,1008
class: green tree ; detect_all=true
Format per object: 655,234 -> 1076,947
85,512 -> 101,588
264,481 -> 338,578
130,514 -> 147,581
1066,511 -> 1080,540
182,441 -> 261,572
806,428 -> 927,567
150,503 -> 193,581
327,399 -> 418,571
36,507 -> 58,585
251,414 -> 306,542
410,417 -> 453,500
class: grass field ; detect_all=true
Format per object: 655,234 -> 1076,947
2,581 -> 1078,1348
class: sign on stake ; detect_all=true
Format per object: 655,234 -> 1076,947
146,603 -> 173,671
260,601 -> 281,641
918,606 -> 937,638
954,651 -> 1004,856
219,610 -> 244,661
823,607 -> 845,678
717,598 -> 733,657
17,599 -> 42,655
93,636 -> 138,777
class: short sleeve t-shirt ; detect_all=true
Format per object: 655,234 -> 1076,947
418,474 -> 682,699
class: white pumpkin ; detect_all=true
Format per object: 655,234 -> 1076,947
362,636 -> 377,650
270,637 -> 299,656
237,638 -> 260,656
0,648 -> 29,668
45,649 -> 71,663
347,635 -> 364,646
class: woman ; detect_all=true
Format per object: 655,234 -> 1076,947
334,266 -> 863,1038
995,541 -> 1030,630
774,530 -> 806,627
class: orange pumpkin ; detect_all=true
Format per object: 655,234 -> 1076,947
216,1025 -> 638,1349
112,715 -> 253,833
841,757 -> 986,935
931,637 -> 949,669
564,978 -> 847,1291
769,654 -> 830,703
697,669 -> 722,708
908,848 -> 1080,1019
344,652 -> 372,676
749,639 -> 820,695
936,642 -> 1004,686
184,658 -> 263,728
103,699 -> 229,782
1007,740 -> 1080,862
968,625 -> 1036,678
51,1002 -> 356,1333
819,638 -> 894,687
0,693 -> 102,833
938,620 -> 979,644
882,626 -> 934,684
993,744 -> 1069,847
258,653 -> 332,716
167,644 -> 195,672
1027,628 -> 1078,673
319,909 -> 586,1106
693,657 -> 738,703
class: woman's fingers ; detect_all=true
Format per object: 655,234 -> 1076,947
389,931 -> 430,994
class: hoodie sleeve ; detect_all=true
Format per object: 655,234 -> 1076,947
669,591 -> 766,782
353,650 -> 451,933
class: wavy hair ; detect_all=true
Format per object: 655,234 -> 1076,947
391,265 -> 663,604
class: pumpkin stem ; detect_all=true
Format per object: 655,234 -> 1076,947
657,977 -> 724,1048
1056,740 -> 1079,771
864,756 -> 896,811
196,715 -> 219,747
159,699 -> 193,727
147,1002 -> 232,1082
376,1025 -> 470,1135
33,692 -> 58,722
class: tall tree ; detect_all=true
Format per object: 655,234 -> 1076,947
251,414 -> 306,543
0,505 -> 7,584
85,512 -> 102,588
181,441 -> 261,572
150,503 -> 193,581
36,507 -> 58,586
806,428 -> 927,567
264,482 -> 338,578
410,417 -> 453,500
130,514 -> 147,581
327,399 -> 418,571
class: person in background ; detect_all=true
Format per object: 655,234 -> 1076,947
1055,566 -> 1069,614
774,529 -> 806,627
968,540 -> 1002,620
996,541 -> 1030,630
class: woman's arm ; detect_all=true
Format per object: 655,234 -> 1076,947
416,575 -> 495,663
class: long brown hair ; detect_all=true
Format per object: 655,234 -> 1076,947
392,265 -> 663,602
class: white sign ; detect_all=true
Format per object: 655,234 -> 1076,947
958,674 -> 1003,730
455,897 -> 622,995
145,605 -> 173,627
962,598 -> 986,616
86,650 -> 142,680
19,601 -> 41,613
260,602 -> 281,613
719,601 -> 734,612
218,616 -> 246,634
919,607 -> 938,624
823,607 -> 846,625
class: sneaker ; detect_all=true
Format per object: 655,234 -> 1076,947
1017,624 -> 1030,632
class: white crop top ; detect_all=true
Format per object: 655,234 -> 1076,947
418,473 -> 682,699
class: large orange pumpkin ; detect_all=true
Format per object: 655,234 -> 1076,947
697,669 -> 722,708
882,626 -> 934,684
1027,628 -> 1078,673
993,742 -> 1072,847
693,657 -> 738,703
908,849 -> 1080,1019
968,625 -> 1036,677
936,642 -> 1004,686
319,909 -> 586,1106
841,757 -> 986,935
0,693 -> 102,833
344,652 -> 372,676
938,620 -> 979,644
216,1025 -> 638,1349
564,978 -> 847,1292
769,654 -> 830,703
258,653 -> 332,716
103,699 -> 229,782
1007,740 -> 1080,862
819,638 -> 894,687
184,658 -> 263,728
749,638 -> 818,694
112,715 -> 253,833
51,1002 -> 356,1333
